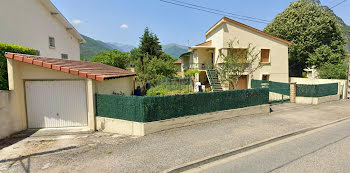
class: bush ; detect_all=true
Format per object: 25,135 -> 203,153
0,42 -> 37,90
146,84 -> 191,96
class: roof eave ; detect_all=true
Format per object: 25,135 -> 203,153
40,0 -> 86,44
205,17 -> 291,46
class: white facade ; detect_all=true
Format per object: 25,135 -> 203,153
0,0 -> 85,60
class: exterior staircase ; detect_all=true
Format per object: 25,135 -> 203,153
206,69 -> 223,91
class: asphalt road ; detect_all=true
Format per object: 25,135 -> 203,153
189,118 -> 350,173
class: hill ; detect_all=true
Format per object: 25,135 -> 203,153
80,35 -> 189,60
162,43 -> 189,59
80,35 -> 112,60
106,42 -> 136,53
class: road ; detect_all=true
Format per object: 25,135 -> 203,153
188,118 -> 350,173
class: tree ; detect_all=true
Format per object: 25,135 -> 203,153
135,56 -> 177,87
139,27 -> 163,58
216,40 -> 263,89
317,62 -> 347,79
264,0 -> 346,76
133,28 -> 177,91
90,49 -> 129,69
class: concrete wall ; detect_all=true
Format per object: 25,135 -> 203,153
96,77 -> 135,96
0,0 -> 80,60
290,77 -> 347,99
295,95 -> 340,105
96,104 -> 270,136
0,91 -> 17,139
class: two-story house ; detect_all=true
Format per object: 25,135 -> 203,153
0,0 -> 85,60
179,17 -> 291,91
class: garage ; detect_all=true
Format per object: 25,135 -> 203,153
4,52 -> 136,132
25,80 -> 88,128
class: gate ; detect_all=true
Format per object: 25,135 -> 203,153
251,80 -> 290,104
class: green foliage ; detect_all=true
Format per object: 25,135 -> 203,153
139,27 -> 163,58
134,28 -> 177,88
90,49 -> 129,69
216,40 -> 263,89
184,69 -> 200,77
308,45 -> 345,68
135,56 -> 177,86
264,0 -> 346,76
0,42 -> 36,90
96,88 -> 269,122
317,62 -> 347,79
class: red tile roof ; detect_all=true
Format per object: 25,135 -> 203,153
5,53 -> 136,81
174,59 -> 182,64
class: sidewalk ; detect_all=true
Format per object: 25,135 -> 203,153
1,100 -> 350,173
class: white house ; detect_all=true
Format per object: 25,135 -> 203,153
179,17 -> 291,90
0,0 -> 85,60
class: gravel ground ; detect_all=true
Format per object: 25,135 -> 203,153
1,100 -> 350,173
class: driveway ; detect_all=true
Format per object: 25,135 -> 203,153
1,100 -> 350,173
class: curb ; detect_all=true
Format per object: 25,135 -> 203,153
165,116 -> 350,173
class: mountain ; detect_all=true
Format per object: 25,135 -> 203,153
80,35 -> 189,60
106,42 -> 136,53
80,35 -> 136,60
162,43 -> 189,59
311,0 -> 350,52
80,35 -> 112,60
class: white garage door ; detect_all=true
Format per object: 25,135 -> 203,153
25,80 -> 88,128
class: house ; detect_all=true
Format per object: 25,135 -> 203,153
1,53 -> 136,138
174,58 -> 182,77
179,17 -> 291,90
0,0 -> 85,60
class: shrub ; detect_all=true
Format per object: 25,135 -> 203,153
0,42 -> 37,90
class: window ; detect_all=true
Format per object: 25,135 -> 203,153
61,54 -> 68,59
261,49 -> 270,63
229,48 -> 247,62
49,37 -> 55,48
262,74 -> 270,81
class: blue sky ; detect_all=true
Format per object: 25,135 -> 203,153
51,0 -> 349,46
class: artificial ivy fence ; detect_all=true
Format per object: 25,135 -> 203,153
96,88 -> 269,122
251,80 -> 290,95
296,83 -> 338,97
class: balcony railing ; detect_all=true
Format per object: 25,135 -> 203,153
186,63 -> 214,70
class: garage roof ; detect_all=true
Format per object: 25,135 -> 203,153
5,53 -> 136,81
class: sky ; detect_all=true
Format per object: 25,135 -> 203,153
51,0 -> 350,47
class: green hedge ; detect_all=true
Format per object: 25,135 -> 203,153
0,42 -> 37,90
96,88 -> 269,122
296,83 -> 338,97
251,80 -> 290,95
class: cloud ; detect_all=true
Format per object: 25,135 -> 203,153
71,19 -> 82,25
120,24 -> 128,29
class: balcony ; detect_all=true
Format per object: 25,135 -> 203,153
185,63 -> 214,70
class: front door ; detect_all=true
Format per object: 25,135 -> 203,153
230,75 -> 248,90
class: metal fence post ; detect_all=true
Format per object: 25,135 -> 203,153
290,82 -> 296,103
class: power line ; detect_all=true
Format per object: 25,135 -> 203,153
330,0 -> 347,9
159,0 -> 270,24
170,0 -> 271,22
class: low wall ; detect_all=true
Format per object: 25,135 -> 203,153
295,95 -> 340,105
96,88 -> 269,123
290,77 -> 346,99
0,90 -> 16,139
96,104 -> 270,136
